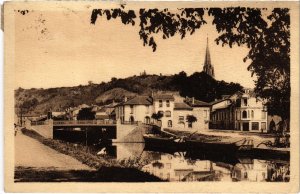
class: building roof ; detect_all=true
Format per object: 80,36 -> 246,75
123,96 -> 153,105
209,98 -> 231,105
185,98 -> 210,107
153,94 -> 175,101
174,102 -> 193,110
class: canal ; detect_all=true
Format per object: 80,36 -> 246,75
86,142 -> 290,182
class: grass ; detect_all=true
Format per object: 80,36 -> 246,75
15,166 -> 163,182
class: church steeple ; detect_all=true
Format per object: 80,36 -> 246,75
203,37 -> 215,78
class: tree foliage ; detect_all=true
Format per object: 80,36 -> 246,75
151,111 -> 163,120
91,7 -> 290,120
77,108 -> 95,120
186,115 -> 197,123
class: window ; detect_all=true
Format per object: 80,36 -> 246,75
168,120 -> 172,127
179,116 -> 184,123
252,122 -> 259,130
261,111 -> 266,119
165,111 -> 171,117
166,100 -> 170,107
242,110 -> 247,118
261,122 -> 266,131
159,100 -> 163,107
204,110 -> 208,118
251,110 -> 254,118
130,105 -> 134,114
243,98 -> 248,106
158,111 -> 164,117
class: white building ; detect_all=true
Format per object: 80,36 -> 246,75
209,89 -> 268,133
115,92 -> 210,131
152,94 -> 175,129
234,89 -> 268,132
115,96 -> 153,124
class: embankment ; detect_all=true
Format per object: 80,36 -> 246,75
20,128 -> 162,182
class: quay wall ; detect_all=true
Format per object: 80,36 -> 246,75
26,119 -> 53,139
115,122 -> 153,143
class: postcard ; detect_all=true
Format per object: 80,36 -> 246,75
4,0 -> 300,192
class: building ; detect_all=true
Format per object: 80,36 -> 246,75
209,89 -> 268,133
115,96 -> 153,124
203,37 -> 215,78
115,92 -> 210,131
152,94 -> 175,128
210,98 -> 235,130
234,89 -> 268,132
185,97 -> 211,130
173,102 -> 194,129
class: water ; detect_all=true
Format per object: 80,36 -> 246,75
88,143 -> 290,182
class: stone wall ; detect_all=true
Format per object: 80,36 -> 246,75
115,121 -> 152,143
26,119 -> 53,139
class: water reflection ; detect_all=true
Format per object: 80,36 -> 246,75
89,143 -> 290,182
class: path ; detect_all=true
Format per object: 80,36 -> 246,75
15,130 -> 92,170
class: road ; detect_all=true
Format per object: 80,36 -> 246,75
15,130 -> 92,170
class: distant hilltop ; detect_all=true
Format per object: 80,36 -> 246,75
15,71 -> 243,115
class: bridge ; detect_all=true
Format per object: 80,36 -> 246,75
29,119 -> 117,140
53,120 -> 117,127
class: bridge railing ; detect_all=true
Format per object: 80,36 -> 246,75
53,120 -> 116,126
31,121 -> 48,126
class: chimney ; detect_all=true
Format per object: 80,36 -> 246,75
124,96 -> 128,102
192,97 -> 195,105
151,91 -> 154,98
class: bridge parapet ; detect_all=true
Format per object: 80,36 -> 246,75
53,120 -> 116,127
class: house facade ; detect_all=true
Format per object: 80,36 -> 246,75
115,96 -> 153,124
209,89 -> 268,133
115,92 -> 210,131
152,94 -> 175,128
234,90 -> 268,132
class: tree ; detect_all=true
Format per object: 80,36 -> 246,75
77,108 -> 95,120
151,111 -> 163,121
91,7 -> 290,123
186,115 -> 197,128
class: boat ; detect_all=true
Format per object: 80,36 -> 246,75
143,134 -> 186,150
185,139 -> 241,153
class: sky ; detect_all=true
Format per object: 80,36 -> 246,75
15,7 -> 256,89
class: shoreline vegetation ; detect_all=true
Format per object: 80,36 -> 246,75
17,128 -> 163,182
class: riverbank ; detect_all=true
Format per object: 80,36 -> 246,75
16,128 -> 163,182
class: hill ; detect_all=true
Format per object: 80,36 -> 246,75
15,71 -> 243,115
95,88 -> 137,104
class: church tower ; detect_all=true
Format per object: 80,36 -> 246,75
203,37 -> 215,78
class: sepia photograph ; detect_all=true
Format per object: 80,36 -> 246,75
3,1 -> 300,192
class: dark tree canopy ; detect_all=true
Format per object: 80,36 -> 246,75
186,115 -> 197,123
151,112 -> 163,120
90,7 -> 290,120
77,108 -> 96,120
